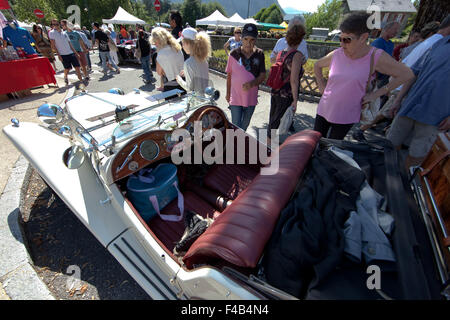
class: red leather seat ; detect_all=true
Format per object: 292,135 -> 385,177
183,130 -> 322,269
203,164 -> 259,200
148,191 -> 218,253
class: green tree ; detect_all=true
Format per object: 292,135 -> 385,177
10,0 -> 150,29
304,0 -> 343,35
412,0 -> 450,32
253,3 -> 282,24
10,0 -> 58,25
265,8 -> 283,24
201,1 -> 227,18
254,8 -> 265,21
181,0 -> 202,27
401,0 -> 420,37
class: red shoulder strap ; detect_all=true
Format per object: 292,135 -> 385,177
278,48 -> 298,64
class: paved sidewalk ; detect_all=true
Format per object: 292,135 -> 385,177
0,78 -> 74,300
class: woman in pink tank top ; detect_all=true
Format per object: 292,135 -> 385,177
313,13 -> 414,140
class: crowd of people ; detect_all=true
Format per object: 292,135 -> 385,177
2,9 -> 448,170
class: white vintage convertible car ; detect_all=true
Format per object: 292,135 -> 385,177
3,88 -> 449,300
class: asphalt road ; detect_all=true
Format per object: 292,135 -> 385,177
19,50 -> 324,300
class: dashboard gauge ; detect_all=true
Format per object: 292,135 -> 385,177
209,112 -> 218,125
202,115 -> 209,129
128,161 -> 139,171
139,140 -> 160,161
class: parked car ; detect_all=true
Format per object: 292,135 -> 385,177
309,27 -> 329,41
3,88 -> 449,300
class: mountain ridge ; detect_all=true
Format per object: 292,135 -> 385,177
169,0 -> 279,18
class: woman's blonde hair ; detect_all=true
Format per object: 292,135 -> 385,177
151,27 -> 181,52
183,31 -> 211,62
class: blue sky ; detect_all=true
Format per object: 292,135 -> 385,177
277,0 -> 327,13
277,0 -> 416,14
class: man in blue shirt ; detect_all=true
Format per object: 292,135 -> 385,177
387,20 -> 450,169
371,21 -> 400,106
62,20 -> 89,81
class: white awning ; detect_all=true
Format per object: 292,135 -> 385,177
226,13 -> 247,27
195,10 -> 230,27
102,6 -> 146,25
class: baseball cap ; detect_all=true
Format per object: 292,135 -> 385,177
242,23 -> 257,39
180,27 -> 198,41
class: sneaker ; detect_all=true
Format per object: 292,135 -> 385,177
116,68 -> 120,74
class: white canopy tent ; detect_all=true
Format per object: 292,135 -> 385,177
102,6 -> 146,25
195,10 -> 230,27
244,17 -> 259,25
226,13 -> 247,27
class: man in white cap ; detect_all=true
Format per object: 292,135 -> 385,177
74,24 -> 92,72
270,16 -> 309,64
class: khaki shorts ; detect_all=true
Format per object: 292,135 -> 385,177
386,115 -> 438,158
76,51 -> 87,67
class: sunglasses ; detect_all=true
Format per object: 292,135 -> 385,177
234,31 -> 241,34
51,23 -> 60,26
339,36 -> 356,44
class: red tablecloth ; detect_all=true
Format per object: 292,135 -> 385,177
0,57 -> 57,95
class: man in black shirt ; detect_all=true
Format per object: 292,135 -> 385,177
169,10 -> 189,60
136,29 -> 153,83
169,10 -> 183,39
93,22 -> 120,76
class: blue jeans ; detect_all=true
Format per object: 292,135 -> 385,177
99,51 -> 118,73
140,54 -> 152,81
229,105 -> 255,132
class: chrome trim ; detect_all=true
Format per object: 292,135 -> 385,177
410,167 -> 449,284
116,144 -> 138,173
120,237 -> 177,299
113,242 -> 171,299
419,167 -> 448,238
11,118 -> 19,127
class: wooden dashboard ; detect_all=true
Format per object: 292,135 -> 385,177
111,105 -> 228,182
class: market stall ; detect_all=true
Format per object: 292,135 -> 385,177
0,56 -> 56,95
0,1 -> 56,95
102,6 -> 148,65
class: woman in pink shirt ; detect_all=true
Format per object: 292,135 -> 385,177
313,13 -> 414,140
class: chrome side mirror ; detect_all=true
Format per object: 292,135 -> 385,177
62,145 -> 86,169
37,103 -> 65,125
205,87 -> 220,101
58,125 -> 73,138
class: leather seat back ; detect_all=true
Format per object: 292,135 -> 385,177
183,130 -> 321,269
